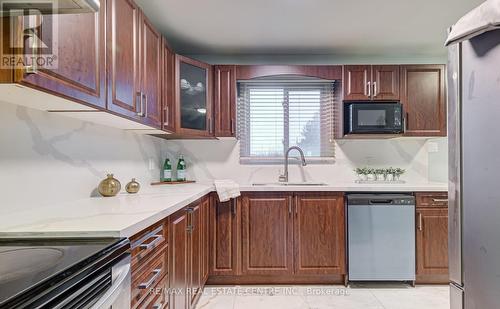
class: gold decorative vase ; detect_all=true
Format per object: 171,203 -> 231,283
125,178 -> 140,194
98,174 -> 121,197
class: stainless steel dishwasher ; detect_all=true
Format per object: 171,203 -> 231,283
347,193 -> 415,283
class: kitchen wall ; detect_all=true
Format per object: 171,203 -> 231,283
0,101 -> 164,215
164,137 -> 448,185
0,99 -> 448,215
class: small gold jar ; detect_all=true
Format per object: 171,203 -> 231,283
125,178 -> 140,194
98,174 -> 121,197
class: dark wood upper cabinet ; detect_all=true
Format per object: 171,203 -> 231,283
140,14 -> 162,128
344,65 -> 399,101
241,193 -> 294,276
372,65 -> 400,100
162,40 -> 176,133
344,65 -> 371,100
107,0 -> 163,127
294,193 -> 345,275
214,65 -> 236,137
169,208 -> 189,309
15,5 -> 106,109
175,55 -> 214,137
210,196 -> 240,276
401,65 -> 446,136
106,0 -> 141,120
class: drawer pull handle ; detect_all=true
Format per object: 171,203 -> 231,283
432,198 -> 448,202
418,213 -> 423,231
138,268 -> 162,289
152,303 -> 164,309
139,235 -> 164,251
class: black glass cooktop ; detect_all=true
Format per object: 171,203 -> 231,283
0,238 -> 125,306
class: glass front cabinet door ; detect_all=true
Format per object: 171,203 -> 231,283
175,55 -> 213,136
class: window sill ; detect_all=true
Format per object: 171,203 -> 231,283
239,157 -> 335,165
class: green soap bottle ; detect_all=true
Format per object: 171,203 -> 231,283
162,158 -> 172,182
176,155 -> 186,181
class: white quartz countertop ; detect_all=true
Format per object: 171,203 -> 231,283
0,181 -> 447,239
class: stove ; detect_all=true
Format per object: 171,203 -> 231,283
0,238 -> 130,308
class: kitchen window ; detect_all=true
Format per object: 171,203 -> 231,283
237,78 -> 337,163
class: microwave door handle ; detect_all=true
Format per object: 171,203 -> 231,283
90,259 -> 131,309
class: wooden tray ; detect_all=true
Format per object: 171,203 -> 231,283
151,180 -> 196,186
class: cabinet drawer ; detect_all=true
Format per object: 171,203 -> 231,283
131,222 -> 168,272
132,246 -> 168,308
416,192 -> 448,208
135,274 -> 169,309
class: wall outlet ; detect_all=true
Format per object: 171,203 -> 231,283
427,142 -> 439,153
148,158 -> 156,170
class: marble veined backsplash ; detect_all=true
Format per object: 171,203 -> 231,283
0,101 -> 165,214
164,137 -> 448,185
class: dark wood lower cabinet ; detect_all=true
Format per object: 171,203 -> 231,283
169,208 -> 189,309
241,193 -> 294,276
415,192 -> 449,284
208,192 -> 346,284
169,197 -> 210,309
294,193 -> 345,275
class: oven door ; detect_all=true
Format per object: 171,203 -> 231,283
347,102 -> 404,134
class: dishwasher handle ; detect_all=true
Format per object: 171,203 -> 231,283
369,199 -> 394,204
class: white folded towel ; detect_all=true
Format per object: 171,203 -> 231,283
214,179 -> 241,202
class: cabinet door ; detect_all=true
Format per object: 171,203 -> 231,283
210,196 -> 239,276
188,202 -> 202,305
17,5 -> 106,109
201,196 -> 210,283
175,55 -> 213,137
241,193 -> 293,276
162,41 -> 176,132
107,0 -> 141,120
214,65 -> 236,137
401,65 -> 446,136
140,14 -> 162,128
344,65 -> 371,100
416,208 -> 449,277
372,65 -> 400,100
294,193 -> 345,275
169,208 -> 189,309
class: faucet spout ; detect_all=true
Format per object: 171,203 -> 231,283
279,146 -> 307,183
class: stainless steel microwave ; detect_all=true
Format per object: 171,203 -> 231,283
344,102 -> 404,134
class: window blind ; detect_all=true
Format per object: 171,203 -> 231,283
237,79 -> 337,163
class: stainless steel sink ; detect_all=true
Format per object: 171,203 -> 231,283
252,182 -> 327,186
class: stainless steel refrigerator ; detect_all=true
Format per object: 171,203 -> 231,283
446,1 -> 500,308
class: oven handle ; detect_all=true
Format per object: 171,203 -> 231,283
90,255 -> 131,309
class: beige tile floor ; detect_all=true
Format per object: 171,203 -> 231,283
195,285 -> 450,309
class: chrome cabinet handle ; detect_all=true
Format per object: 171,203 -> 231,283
418,213 -> 423,231
136,92 -> 144,117
373,81 -> 377,97
164,106 -> 169,126
295,196 -> 298,215
208,118 -> 213,134
230,119 -> 235,135
143,93 -> 148,118
367,81 -> 371,97
138,268 -> 162,289
432,198 -> 449,202
139,235 -> 164,251
24,29 -> 38,74
288,198 -> 292,215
